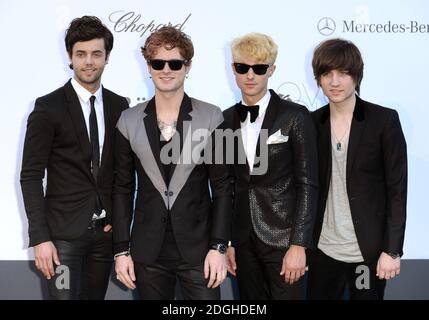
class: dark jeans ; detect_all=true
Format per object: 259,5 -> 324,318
307,248 -> 386,300
234,230 -> 304,300
134,258 -> 220,300
46,219 -> 113,300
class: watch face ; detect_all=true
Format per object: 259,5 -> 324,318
212,244 -> 227,254
217,244 -> 227,254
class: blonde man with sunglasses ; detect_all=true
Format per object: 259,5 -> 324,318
223,33 -> 318,299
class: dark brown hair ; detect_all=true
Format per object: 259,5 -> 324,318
312,38 -> 364,94
65,16 -> 113,68
141,26 -> 193,65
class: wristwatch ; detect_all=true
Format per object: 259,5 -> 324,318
387,252 -> 400,259
210,243 -> 227,254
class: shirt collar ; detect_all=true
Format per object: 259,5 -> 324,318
241,89 -> 271,119
71,77 -> 102,104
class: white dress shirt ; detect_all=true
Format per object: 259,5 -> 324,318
240,90 -> 271,172
71,78 -> 106,219
71,78 -> 105,161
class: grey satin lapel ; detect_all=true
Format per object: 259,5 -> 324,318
168,98 -> 222,209
117,103 -> 168,208
117,99 -> 223,211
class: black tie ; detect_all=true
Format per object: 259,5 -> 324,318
235,103 -> 260,123
89,95 -> 102,216
89,95 -> 100,179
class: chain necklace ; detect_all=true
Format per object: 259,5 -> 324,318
331,122 -> 351,151
157,119 -> 177,141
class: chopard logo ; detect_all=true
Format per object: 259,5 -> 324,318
108,11 -> 191,37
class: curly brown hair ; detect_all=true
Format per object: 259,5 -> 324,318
141,26 -> 193,65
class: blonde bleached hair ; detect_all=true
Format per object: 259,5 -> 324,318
231,33 -> 278,64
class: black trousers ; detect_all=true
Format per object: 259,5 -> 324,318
307,248 -> 386,300
134,258 -> 220,300
47,219 -> 113,300
234,230 -> 304,300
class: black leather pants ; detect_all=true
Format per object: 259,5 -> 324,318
47,219 -> 113,300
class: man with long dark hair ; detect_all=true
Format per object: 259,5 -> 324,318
308,38 -> 407,300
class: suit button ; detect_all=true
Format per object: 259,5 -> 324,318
164,191 -> 168,196
169,191 -> 173,196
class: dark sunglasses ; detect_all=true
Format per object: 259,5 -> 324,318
233,63 -> 270,75
149,59 -> 187,71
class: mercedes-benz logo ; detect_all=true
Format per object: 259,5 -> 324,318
317,17 -> 336,36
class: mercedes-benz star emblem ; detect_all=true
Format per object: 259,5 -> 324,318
317,17 -> 336,36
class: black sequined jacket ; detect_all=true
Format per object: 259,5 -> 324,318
223,90 -> 318,249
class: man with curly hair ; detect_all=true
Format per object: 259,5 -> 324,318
113,26 -> 232,300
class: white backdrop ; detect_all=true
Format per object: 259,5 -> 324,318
1,0 -> 428,259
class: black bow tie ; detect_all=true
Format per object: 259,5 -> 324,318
235,103 -> 260,123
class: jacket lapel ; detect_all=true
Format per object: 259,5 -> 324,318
252,90 -> 279,178
100,86 -> 111,169
64,80 -> 93,178
132,101 -> 168,206
319,106 -> 332,192
167,95 -> 192,183
144,99 -> 166,181
232,102 -> 250,180
168,96 -> 218,209
346,96 -> 366,182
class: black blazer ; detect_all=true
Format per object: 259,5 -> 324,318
311,95 -> 407,262
20,80 -> 129,247
223,90 -> 318,249
112,95 -> 232,265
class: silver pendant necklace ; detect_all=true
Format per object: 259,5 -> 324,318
332,122 -> 351,151
157,119 -> 177,141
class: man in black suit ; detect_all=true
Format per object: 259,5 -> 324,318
113,26 -> 232,299
20,16 -> 129,299
223,33 -> 318,299
307,38 -> 407,300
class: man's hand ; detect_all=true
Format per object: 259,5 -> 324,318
34,241 -> 60,279
280,245 -> 306,284
226,246 -> 237,276
376,252 -> 400,280
115,255 -> 136,289
103,224 -> 112,232
204,250 -> 227,288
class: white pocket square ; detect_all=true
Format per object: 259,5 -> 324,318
266,129 -> 289,144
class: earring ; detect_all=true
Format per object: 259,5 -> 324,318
149,76 -> 152,79
186,74 -> 189,79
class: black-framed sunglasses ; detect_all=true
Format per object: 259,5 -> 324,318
233,63 -> 271,75
149,59 -> 187,71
